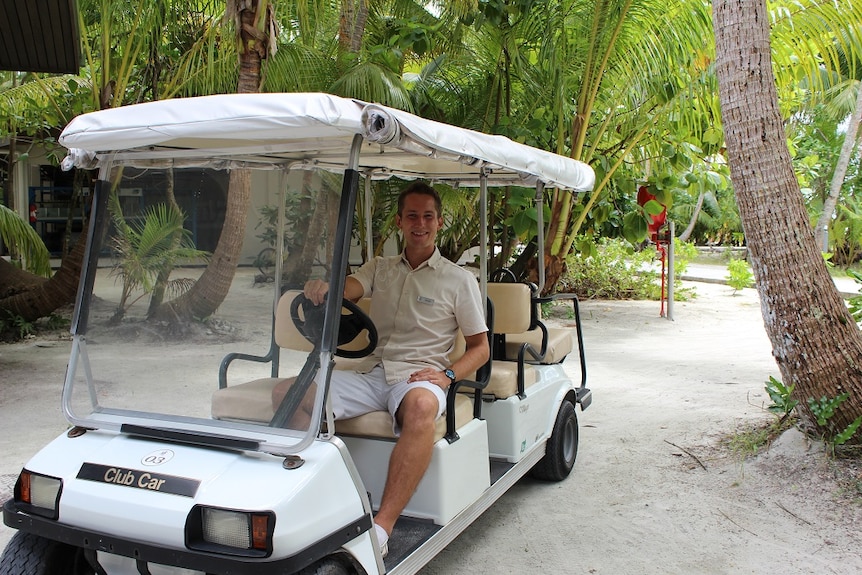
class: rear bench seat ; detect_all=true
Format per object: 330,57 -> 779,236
481,282 -> 574,399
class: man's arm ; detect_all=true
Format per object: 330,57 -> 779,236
449,332 -> 490,383
304,276 -> 364,305
407,331 -> 489,390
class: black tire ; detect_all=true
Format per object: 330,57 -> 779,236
0,532 -> 94,575
530,399 -> 579,481
295,555 -> 354,575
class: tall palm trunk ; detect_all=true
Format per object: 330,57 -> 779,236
0,230 -> 87,322
814,83 -> 862,251
159,1 -> 270,321
714,0 -> 862,439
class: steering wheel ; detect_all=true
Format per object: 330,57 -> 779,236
290,294 -> 378,358
490,267 -> 519,283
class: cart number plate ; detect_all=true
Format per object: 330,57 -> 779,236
77,463 -> 200,497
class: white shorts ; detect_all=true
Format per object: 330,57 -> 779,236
328,365 -> 446,434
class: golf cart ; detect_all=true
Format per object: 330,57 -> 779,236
1,93 -> 594,575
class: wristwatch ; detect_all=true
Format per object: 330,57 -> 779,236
443,368 -> 457,384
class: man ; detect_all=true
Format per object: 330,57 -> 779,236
273,182 -> 489,556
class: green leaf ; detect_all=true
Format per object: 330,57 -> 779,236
622,212 -> 648,244
643,199 -> 665,216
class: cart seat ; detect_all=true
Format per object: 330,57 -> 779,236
214,291 -> 476,442
211,376 -> 474,441
503,327 -> 572,364
477,282 -> 572,399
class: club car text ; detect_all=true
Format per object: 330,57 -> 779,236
77,463 -> 200,497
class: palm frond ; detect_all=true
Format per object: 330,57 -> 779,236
0,205 -> 52,277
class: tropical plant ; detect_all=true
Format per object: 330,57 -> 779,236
726,258 -> 754,293
0,204 -> 52,276
108,201 -> 209,322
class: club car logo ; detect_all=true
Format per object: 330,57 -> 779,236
142,448 -> 174,466
77,463 -> 200,497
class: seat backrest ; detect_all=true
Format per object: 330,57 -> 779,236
486,282 -> 533,335
486,283 -> 533,335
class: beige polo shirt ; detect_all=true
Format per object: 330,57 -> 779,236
350,248 -> 487,384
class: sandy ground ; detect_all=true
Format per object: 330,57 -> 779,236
2,270 -> 861,574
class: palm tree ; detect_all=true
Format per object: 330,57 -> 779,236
0,204 -> 52,276
714,0 -> 862,440
0,0 -> 225,323
108,200 -> 208,323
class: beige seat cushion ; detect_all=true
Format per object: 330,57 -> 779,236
504,327 -> 573,364
486,283 -> 532,334
336,393 -> 473,441
212,378 -> 474,442
212,377 -> 281,423
467,360 -> 537,399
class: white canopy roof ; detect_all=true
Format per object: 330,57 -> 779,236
59,92 -> 594,191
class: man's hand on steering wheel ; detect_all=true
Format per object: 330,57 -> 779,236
291,286 -> 378,359
304,278 -> 331,306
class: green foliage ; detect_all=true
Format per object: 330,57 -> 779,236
0,310 -> 35,339
807,393 -> 862,448
846,269 -> 862,325
765,375 -> 798,417
559,237 -> 699,300
726,419 -> 788,458
0,204 -> 52,277
109,202 -> 209,320
0,311 -> 68,341
558,238 -> 660,300
673,238 -> 698,276
726,258 -> 754,292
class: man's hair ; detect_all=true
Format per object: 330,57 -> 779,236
397,182 -> 443,217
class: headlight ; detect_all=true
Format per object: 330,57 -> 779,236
187,505 -> 273,556
16,470 -> 62,519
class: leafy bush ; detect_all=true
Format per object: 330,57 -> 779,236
559,238 -> 660,299
847,269 -> 862,326
726,258 -> 754,292
559,237 -> 698,300
765,375 -> 798,420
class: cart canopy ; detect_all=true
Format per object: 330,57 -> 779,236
59,92 -> 594,192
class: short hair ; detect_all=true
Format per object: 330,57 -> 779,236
397,182 -> 442,217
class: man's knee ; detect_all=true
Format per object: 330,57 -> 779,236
271,377 -> 296,409
396,388 -> 440,428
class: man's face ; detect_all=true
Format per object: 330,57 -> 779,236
396,193 -> 443,252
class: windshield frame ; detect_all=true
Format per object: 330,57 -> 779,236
61,138 -> 364,456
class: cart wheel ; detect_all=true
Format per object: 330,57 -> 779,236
296,555 -> 354,575
0,532 -> 94,575
530,399 -> 578,481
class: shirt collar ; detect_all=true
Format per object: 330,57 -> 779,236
400,247 -> 442,271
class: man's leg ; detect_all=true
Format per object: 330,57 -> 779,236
373,387 -> 439,535
271,377 -> 316,429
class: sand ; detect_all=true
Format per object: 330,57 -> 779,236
1,271 -> 860,574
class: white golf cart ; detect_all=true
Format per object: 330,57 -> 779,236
1,93 -> 594,575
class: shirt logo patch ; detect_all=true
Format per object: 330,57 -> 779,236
417,296 -> 435,305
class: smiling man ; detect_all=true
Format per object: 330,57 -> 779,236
275,182 -> 489,556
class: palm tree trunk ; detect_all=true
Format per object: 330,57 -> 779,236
0,233 -> 86,322
160,169 -> 251,321
714,0 -> 862,439
814,82 -> 862,251
155,0 -> 270,321
678,190 -> 705,243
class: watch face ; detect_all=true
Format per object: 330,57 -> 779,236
445,369 -> 456,381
